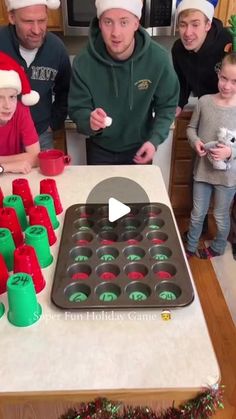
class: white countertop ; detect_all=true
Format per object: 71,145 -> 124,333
0,165 -> 220,393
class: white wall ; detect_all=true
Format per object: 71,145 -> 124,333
66,129 -> 87,165
152,129 -> 173,190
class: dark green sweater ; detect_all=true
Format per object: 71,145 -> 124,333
69,18 -> 179,152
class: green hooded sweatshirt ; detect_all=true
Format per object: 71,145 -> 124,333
69,18 -> 179,152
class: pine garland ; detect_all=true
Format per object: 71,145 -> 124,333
228,14 -> 236,51
60,387 -> 224,419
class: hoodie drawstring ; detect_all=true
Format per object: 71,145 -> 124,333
111,65 -> 118,98
110,61 -> 134,111
129,60 -> 134,111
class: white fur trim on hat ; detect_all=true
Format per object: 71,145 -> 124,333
95,0 -> 143,19
0,69 -> 21,93
0,51 -> 40,106
5,0 -> 60,11
176,0 -> 215,22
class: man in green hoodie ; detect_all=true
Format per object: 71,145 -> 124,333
69,0 -> 179,165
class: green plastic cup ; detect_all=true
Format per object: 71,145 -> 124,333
34,194 -> 59,230
0,227 -> 16,271
0,302 -> 5,319
7,272 -> 42,327
25,225 -> 53,268
3,195 -> 28,231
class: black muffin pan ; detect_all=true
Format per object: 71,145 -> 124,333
51,203 -> 194,310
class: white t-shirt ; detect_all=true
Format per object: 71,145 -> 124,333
20,45 -> 38,67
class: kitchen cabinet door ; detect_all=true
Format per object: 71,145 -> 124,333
47,8 -> 63,31
169,111 -> 195,216
0,1 -> 62,30
0,1 -> 8,25
214,0 -> 235,27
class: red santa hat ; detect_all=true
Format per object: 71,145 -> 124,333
95,0 -> 143,19
5,0 -> 60,11
0,52 -> 39,106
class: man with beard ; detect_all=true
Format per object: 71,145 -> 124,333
0,0 -> 71,149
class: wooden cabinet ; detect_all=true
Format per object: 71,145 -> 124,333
47,8 -> 63,31
0,1 -> 8,25
214,0 -> 235,27
169,111 -> 195,216
0,1 -> 62,30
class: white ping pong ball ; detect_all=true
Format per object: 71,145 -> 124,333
105,116 -> 112,127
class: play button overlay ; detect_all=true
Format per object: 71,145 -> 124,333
108,198 -> 130,222
86,177 -> 150,242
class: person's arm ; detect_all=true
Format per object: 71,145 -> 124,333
133,55 -> 179,165
50,49 -> 72,131
133,141 -> 156,164
0,142 -> 40,174
0,160 -> 30,174
186,101 -> 201,147
186,101 -> 206,157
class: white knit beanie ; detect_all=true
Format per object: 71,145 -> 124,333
5,0 -> 60,11
96,0 -> 143,19
176,0 -> 215,22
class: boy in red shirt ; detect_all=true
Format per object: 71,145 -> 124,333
0,52 -> 40,174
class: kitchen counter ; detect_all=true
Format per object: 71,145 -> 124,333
0,165 -> 220,418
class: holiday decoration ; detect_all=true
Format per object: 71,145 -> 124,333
228,15 -> 236,51
60,387 -> 224,419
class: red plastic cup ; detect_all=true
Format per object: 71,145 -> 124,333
13,245 -> 45,294
0,253 -> 9,294
39,178 -> 63,214
12,178 -> 34,215
0,207 -> 23,247
0,187 -> 4,207
28,205 -> 56,246
38,149 -> 71,176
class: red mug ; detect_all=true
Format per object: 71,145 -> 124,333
38,149 -> 71,176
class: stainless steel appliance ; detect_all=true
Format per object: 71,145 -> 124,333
61,0 -> 176,36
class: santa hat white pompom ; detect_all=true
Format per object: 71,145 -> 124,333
0,52 -> 40,106
5,0 -> 60,11
22,90 -> 40,106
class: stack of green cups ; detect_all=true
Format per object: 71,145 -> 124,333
0,227 -> 15,271
34,194 -> 59,229
25,225 -> 53,268
7,272 -> 42,327
3,195 -> 28,231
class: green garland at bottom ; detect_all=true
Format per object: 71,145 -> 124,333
60,387 -> 224,419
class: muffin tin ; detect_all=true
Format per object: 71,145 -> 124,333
51,203 -> 194,309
